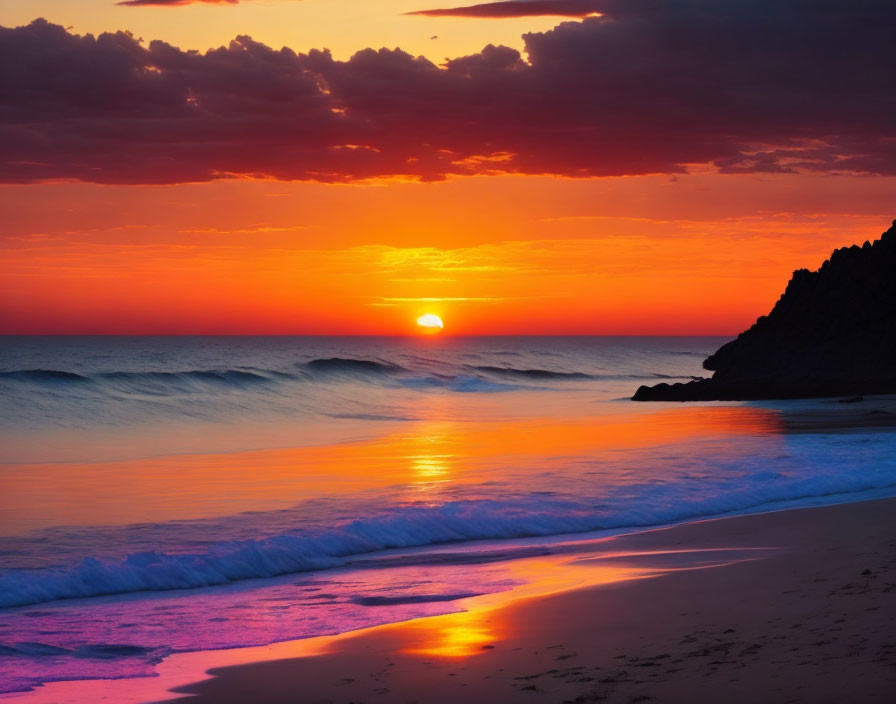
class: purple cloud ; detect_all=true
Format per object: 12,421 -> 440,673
1,1 -> 894,185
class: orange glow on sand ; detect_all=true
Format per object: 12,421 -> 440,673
398,547 -> 762,660
402,608 -> 499,658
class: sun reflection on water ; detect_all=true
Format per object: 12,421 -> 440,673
403,423 -> 458,500
411,454 -> 453,478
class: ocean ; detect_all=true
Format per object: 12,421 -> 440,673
1,335 -> 895,694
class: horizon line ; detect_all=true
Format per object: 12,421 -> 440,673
0,332 -> 737,338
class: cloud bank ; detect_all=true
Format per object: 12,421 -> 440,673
1,1 -> 894,184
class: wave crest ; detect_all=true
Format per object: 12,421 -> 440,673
470,365 -> 594,380
302,358 -> 407,375
0,500 -> 601,608
0,369 -> 89,383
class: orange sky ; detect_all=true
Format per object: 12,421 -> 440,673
1,3 -> 894,335
0,0 -> 566,61
2,172 -> 892,335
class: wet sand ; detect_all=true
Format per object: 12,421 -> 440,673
161,497 -> 896,704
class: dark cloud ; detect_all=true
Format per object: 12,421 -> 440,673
409,1 -> 602,19
1,1 -> 894,185
116,0 -> 238,6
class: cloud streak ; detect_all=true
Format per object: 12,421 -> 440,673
116,0 -> 238,6
409,1 -> 602,19
1,1 -> 894,185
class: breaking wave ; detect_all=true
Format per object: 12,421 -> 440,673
5,446 -> 896,610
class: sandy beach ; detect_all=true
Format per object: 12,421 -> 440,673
141,497 -> 896,704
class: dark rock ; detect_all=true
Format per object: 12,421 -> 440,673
634,220 -> 896,401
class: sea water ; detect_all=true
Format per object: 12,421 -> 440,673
1,336 -> 895,693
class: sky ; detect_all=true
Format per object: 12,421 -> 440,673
1,0 -> 894,335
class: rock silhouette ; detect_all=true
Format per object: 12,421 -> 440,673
634,220 -> 896,401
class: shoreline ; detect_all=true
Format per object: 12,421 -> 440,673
9,496 -> 895,704
164,497 -> 896,704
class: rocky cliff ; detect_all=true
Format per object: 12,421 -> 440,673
633,220 -> 896,401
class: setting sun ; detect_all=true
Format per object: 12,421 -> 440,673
416,313 -> 444,333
